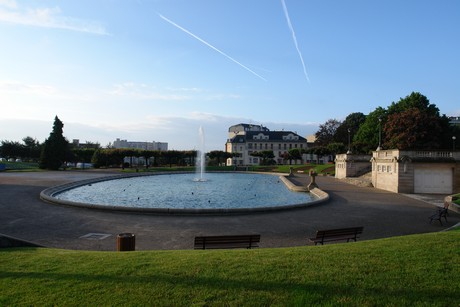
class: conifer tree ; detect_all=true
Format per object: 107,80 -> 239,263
39,116 -> 69,170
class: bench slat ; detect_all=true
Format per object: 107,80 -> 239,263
309,227 -> 363,245
194,235 -> 260,250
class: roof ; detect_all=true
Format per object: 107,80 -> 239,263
228,130 -> 306,143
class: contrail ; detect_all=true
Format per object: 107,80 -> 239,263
158,13 -> 267,81
281,0 -> 310,83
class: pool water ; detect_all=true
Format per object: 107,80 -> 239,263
55,173 -> 315,210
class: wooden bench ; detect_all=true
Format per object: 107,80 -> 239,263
309,227 -> 363,245
429,208 -> 448,225
194,234 -> 260,250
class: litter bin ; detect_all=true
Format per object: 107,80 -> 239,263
117,233 -> 135,251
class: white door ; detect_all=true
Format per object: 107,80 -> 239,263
414,167 -> 452,194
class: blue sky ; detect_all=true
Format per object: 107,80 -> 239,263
1,0 -> 459,150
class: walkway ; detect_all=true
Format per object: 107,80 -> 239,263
0,171 -> 458,251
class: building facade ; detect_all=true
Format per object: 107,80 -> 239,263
225,124 -> 308,166
113,138 -> 168,151
335,153 -> 372,179
370,149 -> 459,194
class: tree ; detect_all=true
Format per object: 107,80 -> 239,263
250,150 -> 275,165
287,148 -> 302,165
314,119 -> 341,146
0,140 -> 24,159
327,142 -> 346,156
354,107 -> 387,153
334,112 -> 366,146
384,107 -> 444,150
39,116 -> 69,170
383,92 -> 451,150
207,150 -> 233,166
387,92 -> 439,117
22,136 -> 41,161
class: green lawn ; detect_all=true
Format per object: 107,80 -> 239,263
1,230 -> 458,306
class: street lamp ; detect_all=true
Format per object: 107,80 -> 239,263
376,117 -> 382,151
453,136 -> 457,152
347,128 -> 352,154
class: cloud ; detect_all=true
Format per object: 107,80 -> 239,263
0,1 -> 109,35
0,114 -> 318,151
0,80 -> 57,96
0,0 -> 16,9
108,82 -> 190,101
107,82 -> 242,103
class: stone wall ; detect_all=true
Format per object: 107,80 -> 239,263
335,154 -> 372,179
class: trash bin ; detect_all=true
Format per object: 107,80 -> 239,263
117,233 -> 135,251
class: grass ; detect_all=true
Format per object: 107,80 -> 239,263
248,164 -> 335,176
1,230 -> 459,306
116,164 -> 336,176
0,161 -> 40,171
453,193 -> 460,206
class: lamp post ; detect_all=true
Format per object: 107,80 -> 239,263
347,128 -> 352,154
453,136 -> 457,152
376,117 -> 382,151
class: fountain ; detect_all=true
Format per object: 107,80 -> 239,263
195,126 -> 206,182
40,126 -> 326,214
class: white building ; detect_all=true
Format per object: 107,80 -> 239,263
225,123 -> 308,166
113,138 -> 168,151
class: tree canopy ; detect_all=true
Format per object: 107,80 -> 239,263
314,119 -> 341,147
313,92 -> 455,153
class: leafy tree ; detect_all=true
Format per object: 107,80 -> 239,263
0,140 -> 24,159
387,92 -> 439,116
72,148 -> 97,165
384,107 -> 444,150
287,148 -> 302,165
383,92 -> 451,150
314,119 -> 341,146
207,150 -> 233,166
305,146 -> 330,164
250,150 -> 275,165
354,107 -> 387,153
22,136 -> 41,161
327,142 -> 346,155
39,116 -> 69,170
334,112 -> 366,146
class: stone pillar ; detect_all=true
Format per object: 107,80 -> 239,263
308,170 -> 318,190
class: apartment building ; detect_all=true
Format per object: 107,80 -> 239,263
113,138 -> 168,151
225,123 -> 307,166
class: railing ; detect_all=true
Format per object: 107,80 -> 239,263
414,151 -> 453,158
373,150 -> 457,159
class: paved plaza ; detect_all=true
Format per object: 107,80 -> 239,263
0,170 -> 458,251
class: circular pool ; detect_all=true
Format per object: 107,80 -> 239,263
41,172 -> 325,214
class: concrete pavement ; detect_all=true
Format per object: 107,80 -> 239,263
0,171 -> 458,251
